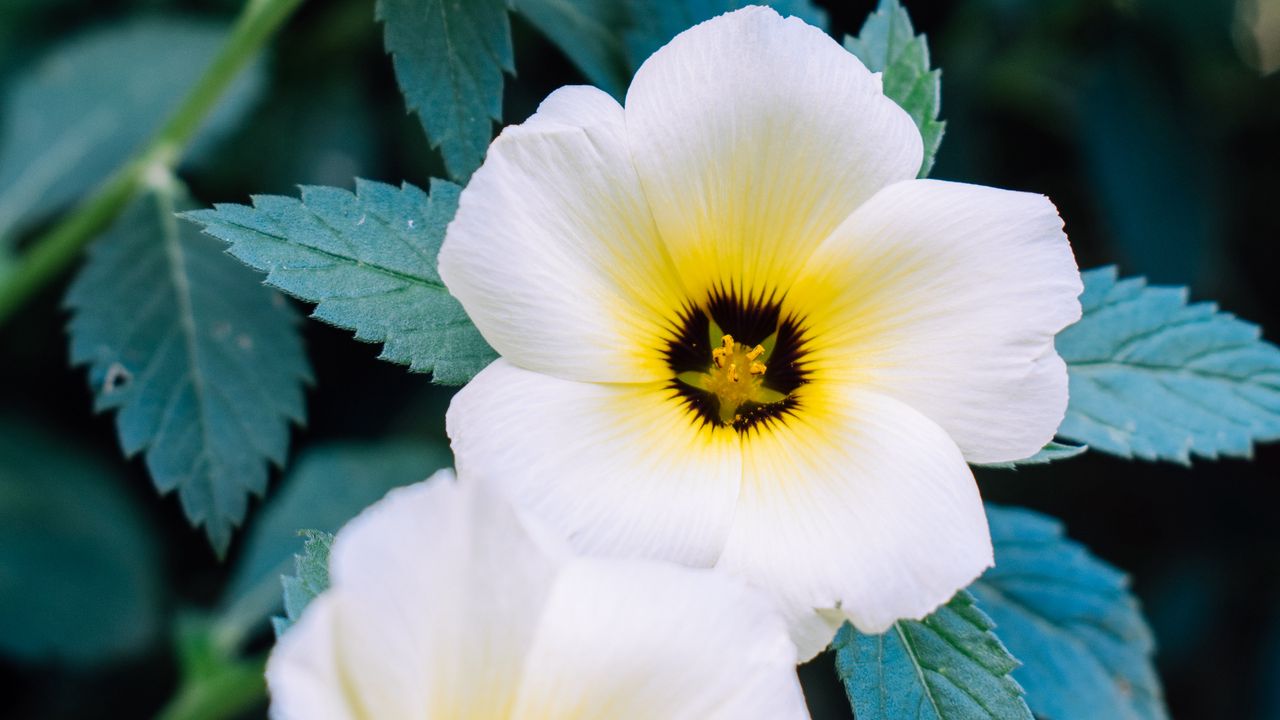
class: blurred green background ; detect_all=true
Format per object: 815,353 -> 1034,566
1,0 -> 1278,717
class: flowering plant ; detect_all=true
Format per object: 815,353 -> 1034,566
2,1 -> 1278,718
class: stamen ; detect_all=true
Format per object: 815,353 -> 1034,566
711,336 -> 733,368
662,290 -> 809,432
675,328 -> 786,425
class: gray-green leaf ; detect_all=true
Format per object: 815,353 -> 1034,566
1058,266 -> 1280,463
185,179 -> 497,384
224,440 -> 451,636
66,181 -> 310,556
0,419 -> 163,664
376,0 -> 513,182
833,590 -> 1032,720
844,0 -> 945,177
273,531 -> 334,637
623,0 -> 828,73
975,441 -> 1088,470
971,505 -> 1168,720
0,16 -> 262,244
515,0 -> 630,98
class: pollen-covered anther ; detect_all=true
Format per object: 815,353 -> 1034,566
675,330 -> 790,427
711,335 -> 734,368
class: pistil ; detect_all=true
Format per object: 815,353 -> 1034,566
678,333 -> 786,425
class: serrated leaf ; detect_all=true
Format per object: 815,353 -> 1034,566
66,182 -> 310,556
844,0 -> 945,177
515,0 -> 630,98
971,505 -> 1168,720
1057,266 -> 1280,463
975,441 -> 1088,470
185,179 -> 497,384
623,0 -> 828,72
0,16 -> 263,244
274,530 -> 334,636
0,419 -> 163,664
224,440 -> 451,632
376,0 -> 512,182
833,590 -> 1032,720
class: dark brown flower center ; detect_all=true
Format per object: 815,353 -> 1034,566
664,286 -> 810,432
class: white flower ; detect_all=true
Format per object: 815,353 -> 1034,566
439,6 -> 1082,658
266,470 -> 808,720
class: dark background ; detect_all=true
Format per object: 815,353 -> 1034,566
2,0 -> 1278,717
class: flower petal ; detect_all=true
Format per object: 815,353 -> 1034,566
447,359 -> 741,566
624,6 -> 922,300
792,179 -> 1083,464
439,85 -> 686,384
266,594 -> 383,720
510,559 -> 808,719
267,471 -> 566,719
716,385 -> 992,659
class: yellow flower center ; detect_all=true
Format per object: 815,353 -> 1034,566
677,333 -> 787,425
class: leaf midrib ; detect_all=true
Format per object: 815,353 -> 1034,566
1069,360 -> 1280,386
893,622 -> 946,720
159,189 -> 215,481
205,214 -> 447,292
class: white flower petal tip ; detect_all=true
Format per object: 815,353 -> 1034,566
265,471 -> 809,720
793,179 -> 1083,464
624,4 -> 923,297
717,388 -> 995,659
441,4 -> 1083,661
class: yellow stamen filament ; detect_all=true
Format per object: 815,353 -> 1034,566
676,332 -> 785,425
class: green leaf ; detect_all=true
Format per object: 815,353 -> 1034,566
833,590 -> 1032,720
0,419 -> 163,664
0,16 -> 263,244
66,180 -> 310,556
623,0 -> 828,72
1057,266 -> 1280,463
376,0 -> 513,182
844,0 -> 945,177
515,0 -> 630,98
975,441 -> 1088,470
971,505 -> 1168,720
223,440 -> 451,634
273,531 -> 333,637
185,179 -> 497,384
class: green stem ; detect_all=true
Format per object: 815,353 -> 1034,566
155,654 -> 268,720
209,561 -> 287,654
0,0 -> 306,326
